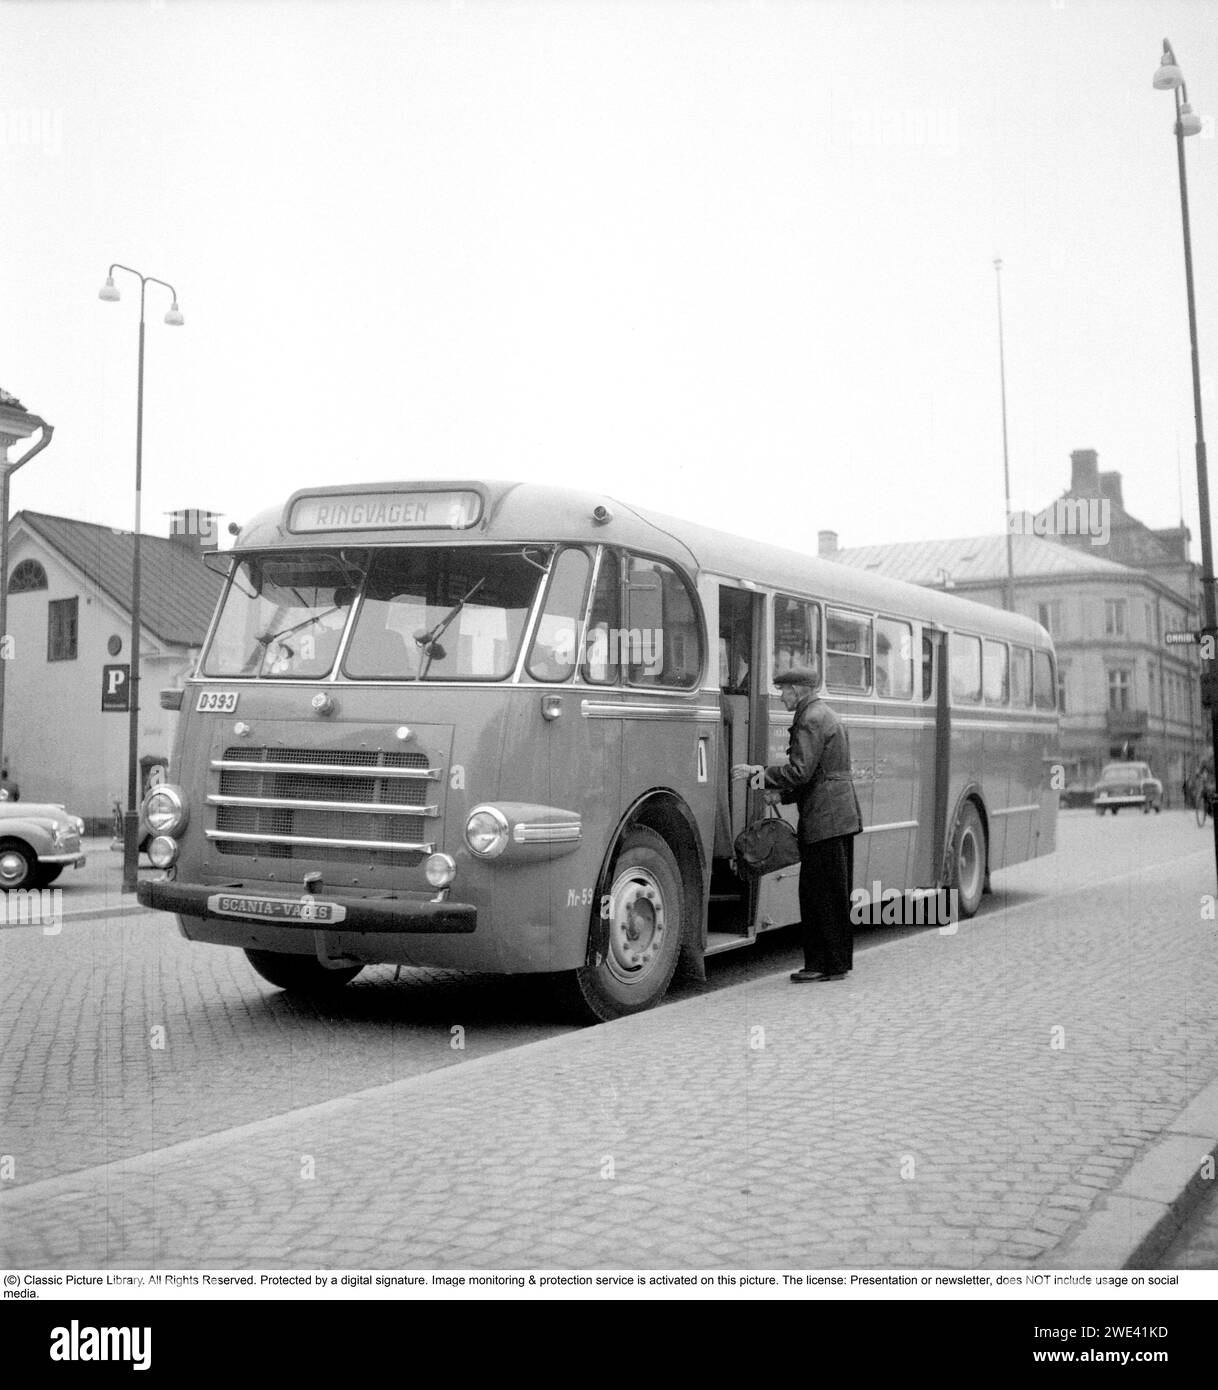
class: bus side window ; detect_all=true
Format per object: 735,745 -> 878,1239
922,633 -> 935,701
950,634 -> 981,704
526,548 -> 590,682
582,550 -> 621,685
624,555 -> 702,688
875,616 -> 913,698
825,608 -> 872,692
983,639 -> 1009,705
1010,645 -> 1033,708
1033,649 -> 1057,710
773,595 -> 821,680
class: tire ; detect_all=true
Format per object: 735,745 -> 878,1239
245,949 -> 363,994
553,826 -> 686,1023
1197,794 -> 1208,828
1142,801 -> 1150,815
948,802 -> 986,920
1112,807 -> 1119,815
36,865 -> 63,885
0,839 -> 39,891
1095,806 -> 1103,817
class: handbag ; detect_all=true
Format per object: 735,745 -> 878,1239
733,804 -> 801,877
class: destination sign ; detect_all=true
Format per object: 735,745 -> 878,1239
288,489 -> 482,533
1164,631 -> 1202,645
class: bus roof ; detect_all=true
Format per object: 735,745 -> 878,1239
235,478 -> 1052,648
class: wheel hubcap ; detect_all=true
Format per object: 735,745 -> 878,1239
958,829 -> 980,901
606,867 -> 666,983
0,851 -> 29,886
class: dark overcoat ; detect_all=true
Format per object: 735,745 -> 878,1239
764,693 -> 862,845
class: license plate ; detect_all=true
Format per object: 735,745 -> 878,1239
207,893 -> 347,924
197,690 -> 240,713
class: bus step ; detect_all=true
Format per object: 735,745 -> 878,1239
706,930 -> 754,956
708,893 -> 744,903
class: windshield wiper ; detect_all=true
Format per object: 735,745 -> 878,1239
413,578 -> 486,676
256,605 -> 345,656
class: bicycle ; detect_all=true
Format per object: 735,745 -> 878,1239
1196,784 -> 1213,828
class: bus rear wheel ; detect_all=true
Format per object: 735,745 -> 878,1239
556,826 -> 685,1023
949,803 -> 986,919
245,949 -> 363,995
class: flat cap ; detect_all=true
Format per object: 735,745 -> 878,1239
773,666 -> 819,687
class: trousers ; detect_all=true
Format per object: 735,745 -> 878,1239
797,834 -> 855,975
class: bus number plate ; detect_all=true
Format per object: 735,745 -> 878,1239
197,690 -> 240,713
207,893 -> 348,925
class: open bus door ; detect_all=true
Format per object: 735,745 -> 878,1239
708,583 -> 767,950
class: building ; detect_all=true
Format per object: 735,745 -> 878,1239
3,510 -> 225,826
822,452 -> 1205,800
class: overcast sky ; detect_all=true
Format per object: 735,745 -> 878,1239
3,0 -> 1217,559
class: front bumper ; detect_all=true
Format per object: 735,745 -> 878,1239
1094,794 -> 1145,807
38,851 -> 86,868
137,879 -> 476,933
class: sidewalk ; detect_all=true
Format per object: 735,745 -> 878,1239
2,845 -> 1215,1270
47,837 -> 159,922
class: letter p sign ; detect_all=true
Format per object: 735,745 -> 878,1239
102,663 -> 130,712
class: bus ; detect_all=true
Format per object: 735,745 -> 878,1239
139,480 -> 1059,1021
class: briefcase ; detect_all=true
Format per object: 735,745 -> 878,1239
733,806 -> 801,876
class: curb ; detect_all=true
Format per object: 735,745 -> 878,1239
60,903 -> 155,924
1040,1077 -> 1218,1268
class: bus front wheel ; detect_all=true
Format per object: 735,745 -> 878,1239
556,826 -> 685,1023
949,803 -> 986,919
244,949 -> 363,995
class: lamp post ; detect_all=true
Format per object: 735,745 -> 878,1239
98,265 -> 184,893
994,257 -> 1016,612
1153,40 -> 1216,879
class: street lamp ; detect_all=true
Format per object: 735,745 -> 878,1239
97,264 -> 184,893
1153,40 -> 1216,879
994,257 -> 1016,612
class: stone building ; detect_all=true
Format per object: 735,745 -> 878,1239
823,450 -> 1205,800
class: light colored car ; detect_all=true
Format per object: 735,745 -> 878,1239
1093,761 -> 1163,816
0,802 -> 87,889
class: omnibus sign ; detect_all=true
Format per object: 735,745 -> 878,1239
137,480 -> 1059,1021
287,488 -> 481,533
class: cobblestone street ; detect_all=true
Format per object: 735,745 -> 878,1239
2,813 -> 1215,1270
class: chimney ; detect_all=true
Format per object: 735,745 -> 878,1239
818,529 -> 839,558
1098,471 -> 1124,511
1070,448 -> 1100,494
169,508 -> 219,558
1152,524 -> 1190,560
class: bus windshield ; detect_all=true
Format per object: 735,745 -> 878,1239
201,546 -> 551,681
344,546 -> 548,680
203,552 -> 364,679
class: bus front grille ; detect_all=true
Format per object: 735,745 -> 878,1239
208,746 -> 441,862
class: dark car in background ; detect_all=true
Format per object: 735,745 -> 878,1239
1093,761 -> 1163,815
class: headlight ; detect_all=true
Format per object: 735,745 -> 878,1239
144,784 -> 188,836
69,816 -> 85,836
424,853 -> 456,887
465,805 -> 509,858
148,835 -> 179,868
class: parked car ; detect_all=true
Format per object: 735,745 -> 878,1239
0,802 -> 87,889
1093,761 -> 1163,815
